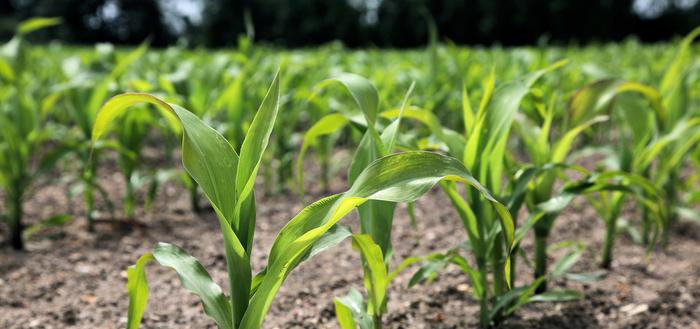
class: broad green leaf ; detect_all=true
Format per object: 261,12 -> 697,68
90,92 -> 249,326
551,115 -> 608,163
565,272 -> 608,282
408,258 -> 450,288
489,285 -> 533,320
463,82 -> 475,136
310,72 -> 388,158
126,253 -> 155,329
22,214 -> 71,239
0,57 -> 15,82
526,290 -> 583,302
125,243 -> 234,329
335,288 -> 373,329
550,244 -> 585,281
234,69 -> 280,252
298,224 -> 353,264
297,113 -> 350,204
566,78 -> 620,129
17,17 -> 62,35
505,276 -> 547,315
352,234 -> 389,315
241,151 -> 514,329
152,243 -> 233,329
660,26 -> 700,99
335,299 -> 359,329
91,93 -> 239,226
518,59 -> 569,88
87,39 -> 150,121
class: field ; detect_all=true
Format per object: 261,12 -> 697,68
1,20 -> 700,329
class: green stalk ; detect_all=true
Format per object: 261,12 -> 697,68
8,194 -> 23,250
320,155 -> 329,193
508,243 -> 519,295
373,314 -> 382,329
84,163 -> 97,232
85,182 -> 96,232
490,233 -> 505,321
476,257 -> 490,329
188,175 -> 201,213
601,214 -> 616,269
124,179 -> 135,219
534,231 -> 549,294
641,205 -> 651,246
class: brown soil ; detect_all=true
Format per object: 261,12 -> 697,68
1,150 -> 699,329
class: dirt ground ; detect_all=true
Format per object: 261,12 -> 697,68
1,150 -> 699,329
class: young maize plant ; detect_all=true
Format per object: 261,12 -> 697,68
91,71 -> 514,329
568,26 -> 700,245
0,17 -> 71,250
376,61 -> 585,327
564,77 -> 674,268
299,73 -> 418,268
510,74 -> 664,292
298,74 -> 426,327
50,39 -> 150,229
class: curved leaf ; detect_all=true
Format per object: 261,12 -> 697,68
241,151 -> 514,329
297,113 -> 350,204
125,244 -> 233,329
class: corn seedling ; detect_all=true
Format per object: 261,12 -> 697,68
376,62 -> 574,327
0,17 -> 69,249
90,68 -> 514,328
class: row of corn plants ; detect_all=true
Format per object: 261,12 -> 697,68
1,16 -> 700,329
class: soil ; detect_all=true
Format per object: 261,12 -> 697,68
1,149 -> 699,329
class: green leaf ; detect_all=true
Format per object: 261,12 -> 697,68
526,290 -> 583,302
310,73 -> 388,159
234,69 -> 280,252
242,151 -> 514,329
504,276 -> 546,316
90,92 -> 250,326
565,272 -> 608,282
551,115 -> 608,163
335,298 -> 359,329
125,243 -> 234,329
297,113 -> 350,204
17,17 -> 62,35
126,253 -> 155,329
22,214 -> 71,239
298,224 -> 353,264
352,234 -> 389,316
335,288 -> 373,329
550,244 -> 585,281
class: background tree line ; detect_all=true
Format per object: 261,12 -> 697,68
1,0 -> 700,47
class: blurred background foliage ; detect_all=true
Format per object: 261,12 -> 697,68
2,0 -> 700,48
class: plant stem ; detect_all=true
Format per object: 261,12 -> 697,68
509,243 -> 519,293
189,176 -> 201,213
491,234 -> 505,321
534,234 -> 548,294
125,180 -> 135,219
476,257 -> 490,329
320,156 -> 329,193
85,182 -> 95,232
373,314 -> 382,329
601,216 -> 616,268
8,195 -> 23,250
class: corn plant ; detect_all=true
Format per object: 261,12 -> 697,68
90,70 -> 514,328
568,27 -> 700,244
0,17 -> 70,249
299,73 -> 418,268
375,62 -> 580,327
50,40 -> 150,229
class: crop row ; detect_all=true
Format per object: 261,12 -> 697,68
1,19 -> 700,328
